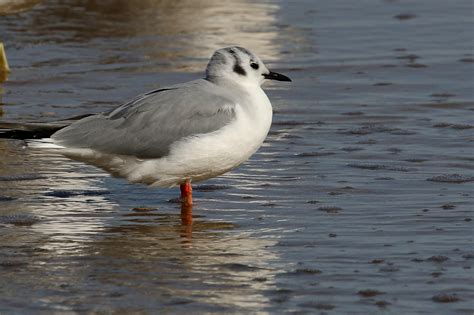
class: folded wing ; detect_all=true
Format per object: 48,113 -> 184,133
52,79 -> 237,159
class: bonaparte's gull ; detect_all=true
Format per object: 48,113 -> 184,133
1,46 -> 291,206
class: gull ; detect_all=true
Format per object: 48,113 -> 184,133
0,46 -> 291,211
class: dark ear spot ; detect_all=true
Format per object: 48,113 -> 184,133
250,62 -> 259,70
233,64 -> 246,76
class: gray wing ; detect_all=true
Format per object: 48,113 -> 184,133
52,79 -> 237,159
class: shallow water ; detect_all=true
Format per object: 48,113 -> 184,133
0,0 -> 473,314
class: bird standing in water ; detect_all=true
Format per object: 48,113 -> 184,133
0,46 -> 291,221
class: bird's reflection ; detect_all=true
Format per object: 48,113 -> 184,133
181,202 -> 193,227
85,213 -> 278,311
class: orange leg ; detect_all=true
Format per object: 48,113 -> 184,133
180,180 -> 193,225
180,180 -> 193,206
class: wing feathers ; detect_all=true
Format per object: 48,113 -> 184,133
52,79 -> 237,159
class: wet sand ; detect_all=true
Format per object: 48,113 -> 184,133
0,0 -> 473,313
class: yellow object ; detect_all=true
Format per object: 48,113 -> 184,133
0,42 -> 10,82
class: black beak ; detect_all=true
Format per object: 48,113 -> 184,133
263,71 -> 292,82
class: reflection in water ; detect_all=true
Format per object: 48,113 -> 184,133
0,0 -> 43,15
90,218 -> 278,311
181,202 -> 193,227
0,139 -> 113,252
0,42 -> 9,82
14,0 -> 282,71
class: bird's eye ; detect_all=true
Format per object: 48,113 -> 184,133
250,62 -> 259,70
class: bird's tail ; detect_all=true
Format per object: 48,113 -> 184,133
0,113 -> 92,140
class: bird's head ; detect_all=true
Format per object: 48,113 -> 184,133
205,46 -> 291,86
